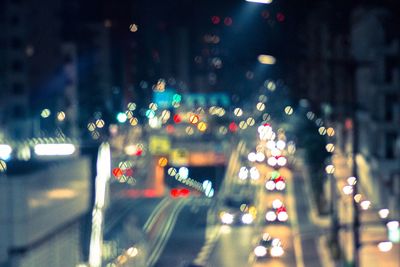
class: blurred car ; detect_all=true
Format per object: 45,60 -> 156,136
253,233 -> 284,259
218,196 -> 257,225
265,175 -> 286,192
265,199 -> 289,223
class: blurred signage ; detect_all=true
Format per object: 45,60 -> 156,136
184,93 -> 230,107
153,89 -> 175,109
170,149 -> 189,166
149,136 -> 171,155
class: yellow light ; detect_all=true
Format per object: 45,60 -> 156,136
158,157 -> 168,167
41,108 -> 51,118
258,54 -> 276,65
57,111 -> 66,121
326,143 -> 335,152
129,24 -> 138,32
256,102 -> 266,111
284,106 -> 293,115
197,122 -> 207,132
129,117 -> 138,126
0,160 -> 7,172
168,167 -> 177,176
189,114 -> 200,124
234,108 -> 243,117
239,121 -> 247,129
327,127 -> 335,136
87,122 -> 96,132
96,119 -> 105,128
127,102 -> 136,111
318,126 -> 327,135
325,164 -> 335,174
246,117 -> 255,126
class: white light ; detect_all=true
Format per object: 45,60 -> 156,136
221,212 -> 234,224
149,116 -> 161,128
250,170 -> 260,180
238,167 -> 249,180
266,211 -> 277,221
266,180 -> 276,191
342,185 -> 353,195
0,144 -> 12,160
277,157 -> 287,166
124,145 -> 137,156
257,125 -> 265,134
272,238 -> 281,247
254,246 -> 267,257
275,181 -> 286,191
206,188 -> 214,198
256,152 -> 265,162
276,140 -> 286,150
347,176 -> 357,185
267,157 -> 277,166
387,221 -> 399,230
248,152 -> 257,162
34,143 -> 76,156
379,209 -> 390,219
272,199 -> 283,209
277,211 -> 288,222
270,246 -> 284,257
360,200 -> 371,210
378,242 -> 393,252
178,167 -> 189,179
267,140 -> 276,150
126,247 -> 138,258
271,148 -> 281,157
241,213 -> 254,224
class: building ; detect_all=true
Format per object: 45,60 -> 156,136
350,6 -> 400,215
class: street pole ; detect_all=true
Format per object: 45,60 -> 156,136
351,88 -> 361,267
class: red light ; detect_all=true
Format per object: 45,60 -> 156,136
181,188 -> 190,197
345,118 -> 353,129
274,176 -> 284,182
229,122 -> 238,132
276,206 -> 287,213
135,149 -> 143,156
166,124 -> 175,133
173,114 -> 181,123
170,188 -> 179,198
276,12 -> 285,22
263,123 -> 271,127
112,168 -> 123,178
224,17 -> 232,26
211,16 -> 220,25
124,168 -> 133,177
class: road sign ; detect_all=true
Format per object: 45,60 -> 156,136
149,136 -> 171,155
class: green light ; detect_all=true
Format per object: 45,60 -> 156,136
172,94 -> 182,103
116,112 -> 127,123
271,171 -> 280,179
145,109 -> 155,119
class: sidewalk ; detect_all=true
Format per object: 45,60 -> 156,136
332,148 -> 400,267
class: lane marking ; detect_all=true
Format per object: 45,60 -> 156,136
146,198 -> 187,267
143,197 -> 171,233
286,173 -> 305,267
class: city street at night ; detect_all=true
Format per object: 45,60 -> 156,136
0,0 -> 399,267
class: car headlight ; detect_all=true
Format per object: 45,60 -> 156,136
254,245 -> 267,257
270,246 -> 284,257
275,181 -> 286,190
241,213 -> 254,224
220,212 -> 234,224
265,180 -> 275,190
266,211 -> 277,222
277,211 -> 288,222
272,199 -> 283,209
